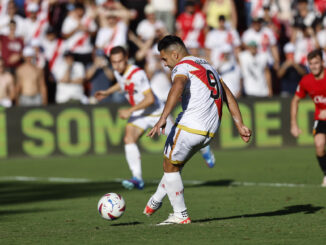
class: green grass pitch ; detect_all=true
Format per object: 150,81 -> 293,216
1,147 -> 326,245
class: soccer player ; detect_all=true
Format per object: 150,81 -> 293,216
95,46 -> 164,190
144,35 -> 251,225
291,49 -> 326,186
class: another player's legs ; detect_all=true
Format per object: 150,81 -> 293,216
314,133 -> 326,187
122,124 -> 145,190
200,145 -> 215,168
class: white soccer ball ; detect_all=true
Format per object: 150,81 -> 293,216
97,193 -> 126,220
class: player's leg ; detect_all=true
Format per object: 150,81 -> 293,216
144,116 -> 175,215
122,123 -> 145,190
200,145 -> 216,168
314,133 -> 326,186
155,129 -> 210,225
157,158 -> 191,225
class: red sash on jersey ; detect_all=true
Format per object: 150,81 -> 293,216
226,32 -> 233,44
70,17 -> 92,52
33,16 -> 48,38
49,39 -> 63,71
124,67 -> 141,106
104,26 -> 118,56
252,0 -> 263,17
175,59 -> 223,118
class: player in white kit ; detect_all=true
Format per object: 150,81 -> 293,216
95,46 -> 164,190
144,35 -> 251,225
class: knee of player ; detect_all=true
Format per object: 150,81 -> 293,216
124,135 -> 136,144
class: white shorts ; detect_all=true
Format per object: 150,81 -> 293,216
164,125 -> 212,165
128,115 -> 161,131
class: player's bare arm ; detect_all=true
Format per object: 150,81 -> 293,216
119,89 -> 155,119
94,82 -> 121,101
221,80 -> 251,143
147,75 -> 188,138
290,95 -> 302,137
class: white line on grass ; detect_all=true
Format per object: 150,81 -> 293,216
0,176 -> 320,188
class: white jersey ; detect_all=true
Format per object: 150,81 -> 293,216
238,50 -> 269,97
205,28 -> 240,69
22,15 -> 49,45
242,26 -> 276,64
61,15 -> 97,54
95,21 -> 127,56
171,56 -> 223,137
114,65 -> 164,117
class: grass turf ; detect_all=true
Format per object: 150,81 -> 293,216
0,147 -> 326,245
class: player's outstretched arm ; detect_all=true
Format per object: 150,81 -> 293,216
94,82 -> 121,101
148,75 -> 188,138
290,95 -> 302,138
119,89 -> 155,119
221,80 -> 251,143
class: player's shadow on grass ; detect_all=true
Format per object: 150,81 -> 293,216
0,181 -> 156,206
193,204 -> 324,223
0,208 -> 57,217
188,179 -> 234,187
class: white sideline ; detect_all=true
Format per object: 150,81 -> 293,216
0,176 -> 320,188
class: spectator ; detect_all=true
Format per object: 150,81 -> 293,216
150,0 -> 177,34
61,3 -> 97,66
316,20 -> 326,64
55,51 -> 86,104
238,40 -> 272,97
0,20 -> 24,73
41,27 -> 67,103
86,49 -> 122,104
203,0 -> 237,29
0,0 -> 10,17
176,0 -> 206,56
292,0 -> 317,28
217,44 -> 241,98
21,3 -> 49,45
293,24 -> 318,66
16,47 -> 47,106
95,3 -> 131,56
0,1 -> 24,36
278,42 -> 307,96
205,15 -> 241,69
136,4 -> 166,41
242,17 -> 280,69
0,57 -> 15,107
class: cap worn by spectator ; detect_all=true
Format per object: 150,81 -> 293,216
27,3 -> 39,13
144,4 -> 155,15
247,40 -> 258,47
283,43 -> 295,54
23,47 -> 35,57
31,39 -> 41,48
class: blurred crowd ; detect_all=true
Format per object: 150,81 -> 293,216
0,0 -> 325,107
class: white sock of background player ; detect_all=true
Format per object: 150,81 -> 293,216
124,143 -> 142,180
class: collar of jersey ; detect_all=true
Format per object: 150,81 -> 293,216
123,64 -> 133,77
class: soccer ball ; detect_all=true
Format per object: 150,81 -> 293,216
97,193 -> 126,220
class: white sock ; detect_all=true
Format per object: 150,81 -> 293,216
124,143 -> 142,180
200,145 -> 209,155
151,175 -> 167,203
164,172 -> 188,218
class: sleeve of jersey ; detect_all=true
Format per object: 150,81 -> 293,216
171,64 -> 189,82
136,71 -> 151,94
295,81 -> 306,98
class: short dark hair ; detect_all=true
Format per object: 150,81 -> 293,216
158,35 -> 187,52
110,46 -> 128,57
307,49 -> 323,61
